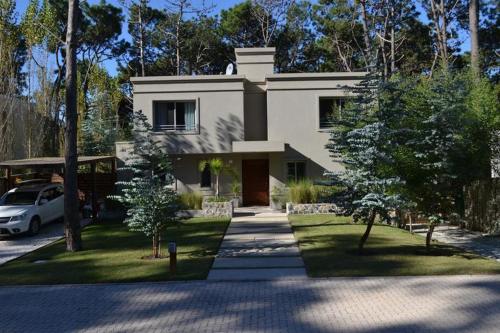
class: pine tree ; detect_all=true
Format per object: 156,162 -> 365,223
110,111 -> 179,258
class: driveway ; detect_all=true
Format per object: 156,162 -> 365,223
0,219 -> 90,265
1,275 -> 499,332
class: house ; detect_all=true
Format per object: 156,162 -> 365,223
116,48 -> 366,206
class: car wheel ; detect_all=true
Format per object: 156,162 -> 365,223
28,217 -> 41,236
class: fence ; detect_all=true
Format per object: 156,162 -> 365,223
464,178 -> 500,234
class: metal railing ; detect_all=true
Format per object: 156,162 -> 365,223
154,124 -> 199,133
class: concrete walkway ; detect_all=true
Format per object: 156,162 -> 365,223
208,208 -> 307,280
414,225 -> 500,261
1,275 -> 499,332
0,219 -> 90,266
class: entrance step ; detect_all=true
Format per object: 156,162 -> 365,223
207,268 -> 307,281
222,233 -> 296,241
226,226 -> 292,234
217,246 -> 301,257
220,238 -> 298,248
212,257 -> 304,269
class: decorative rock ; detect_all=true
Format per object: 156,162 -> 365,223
286,202 -> 342,215
202,201 -> 234,218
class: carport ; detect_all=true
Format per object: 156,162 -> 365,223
0,156 -> 116,218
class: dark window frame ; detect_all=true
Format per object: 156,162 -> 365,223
319,97 -> 346,129
200,163 -> 211,188
153,100 -> 198,133
286,161 -> 306,182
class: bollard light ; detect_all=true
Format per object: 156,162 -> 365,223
169,241 -> 177,277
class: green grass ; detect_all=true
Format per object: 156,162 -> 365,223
290,214 -> 500,277
0,217 -> 230,285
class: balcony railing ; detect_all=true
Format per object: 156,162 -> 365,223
154,123 -> 199,133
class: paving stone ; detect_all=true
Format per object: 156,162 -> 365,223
208,268 -> 308,280
212,257 -> 304,269
3,276 -> 499,332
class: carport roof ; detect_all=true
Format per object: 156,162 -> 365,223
0,156 -> 115,168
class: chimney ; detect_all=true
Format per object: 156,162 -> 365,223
235,47 -> 276,82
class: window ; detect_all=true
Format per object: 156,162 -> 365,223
153,101 -> 197,132
319,97 -> 345,129
200,163 -> 211,188
287,161 -> 306,182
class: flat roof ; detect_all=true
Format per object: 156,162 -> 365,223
130,75 -> 246,84
0,156 -> 115,168
266,72 -> 369,81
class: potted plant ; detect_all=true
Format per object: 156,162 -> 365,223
230,180 -> 241,208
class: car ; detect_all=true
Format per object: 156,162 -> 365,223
0,184 -> 64,236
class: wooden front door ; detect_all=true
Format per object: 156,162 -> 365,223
242,159 -> 269,206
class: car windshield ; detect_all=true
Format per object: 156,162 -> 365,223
1,192 -> 38,205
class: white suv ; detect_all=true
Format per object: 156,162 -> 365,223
0,184 -> 64,236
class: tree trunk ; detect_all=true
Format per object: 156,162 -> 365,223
64,0 -> 82,252
469,0 -> 480,77
152,232 -> 160,258
359,0 -> 374,68
390,7 -> 396,74
215,174 -> 219,198
138,1 -> 146,77
426,224 -> 435,252
359,209 -> 376,251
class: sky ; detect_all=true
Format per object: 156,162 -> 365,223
14,0 -> 470,77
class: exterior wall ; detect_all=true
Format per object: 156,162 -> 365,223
172,154 -> 242,196
266,74 -> 366,188
243,82 -> 267,141
131,76 -> 245,154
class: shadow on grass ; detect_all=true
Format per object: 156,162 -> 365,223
0,217 -> 231,285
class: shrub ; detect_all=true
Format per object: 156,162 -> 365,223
179,192 -> 203,210
287,181 -> 345,204
205,196 -> 230,202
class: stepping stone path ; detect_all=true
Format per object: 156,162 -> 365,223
208,210 -> 307,280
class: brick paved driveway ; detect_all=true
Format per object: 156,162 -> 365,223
1,275 -> 499,333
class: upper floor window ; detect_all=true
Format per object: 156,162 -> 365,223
153,100 -> 197,132
319,97 -> 345,129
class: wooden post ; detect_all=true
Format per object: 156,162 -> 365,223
91,162 -> 98,220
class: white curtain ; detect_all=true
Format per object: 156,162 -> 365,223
184,101 -> 196,131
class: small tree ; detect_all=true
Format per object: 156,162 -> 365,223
111,111 -> 178,258
327,74 -> 410,251
198,158 -> 225,198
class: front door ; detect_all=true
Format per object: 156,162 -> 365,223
242,159 -> 269,206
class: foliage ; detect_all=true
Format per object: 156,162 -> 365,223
198,158 -> 232,198
230,180 -> 241,198
205,196 -> 230,203
287,179 -> 346,204
178,191 -> 203,210
79,65 -> 123,155
329,69 -> 499,250
110,111 -> 179,258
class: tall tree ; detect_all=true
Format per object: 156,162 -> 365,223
64,0 -> 82,252
469,0 -> 479,77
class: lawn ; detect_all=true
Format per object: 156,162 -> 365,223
290,214 -> 500,277
0,217 -> 230,285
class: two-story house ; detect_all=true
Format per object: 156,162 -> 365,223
116,47 -> 366,207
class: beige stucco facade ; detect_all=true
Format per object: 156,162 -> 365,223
116,48 -> 367,206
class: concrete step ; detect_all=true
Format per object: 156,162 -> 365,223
231,217 -> 289,223
212,257 -> 304,269
207,268 -> 308,281
220,238 -> 298,249
226,226 -> 292,234
217,246 -> 301,257
222,233 -> 296,241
